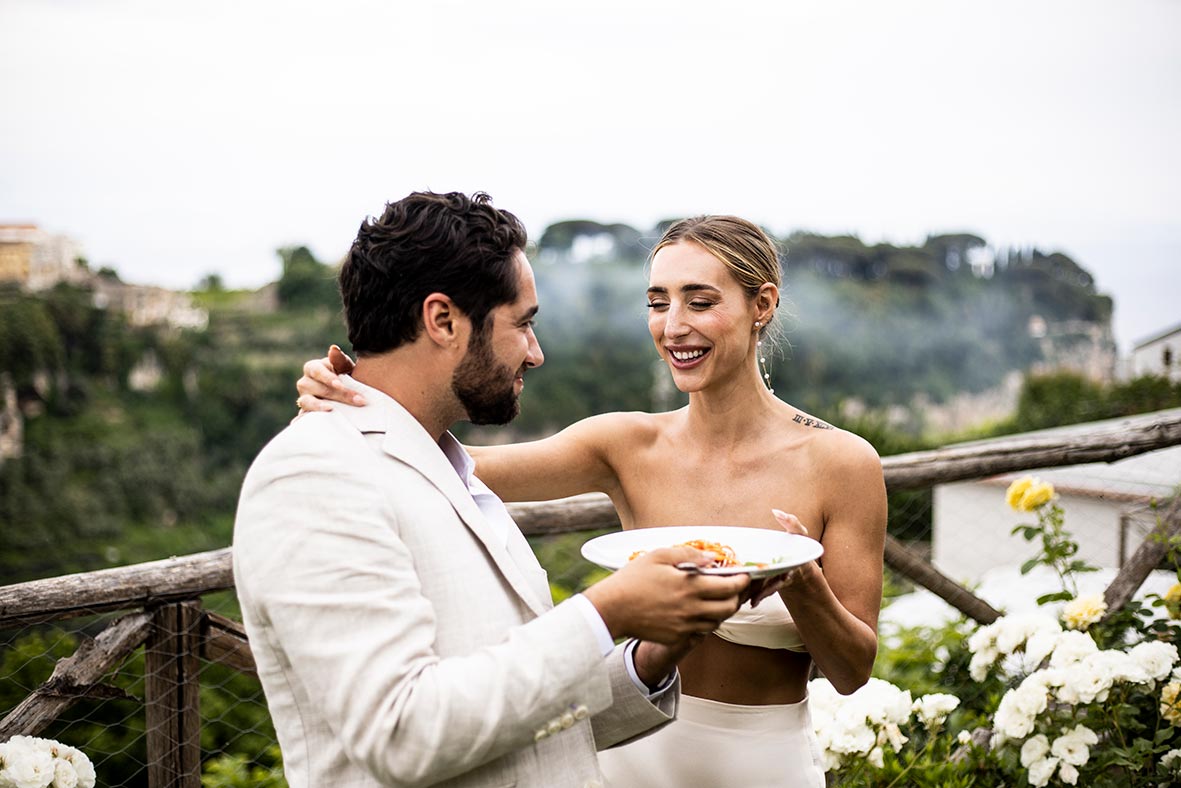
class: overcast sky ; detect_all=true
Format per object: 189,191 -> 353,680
2,0 -> 1178,351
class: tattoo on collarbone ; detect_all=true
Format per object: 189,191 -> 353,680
793,413 -> 834,430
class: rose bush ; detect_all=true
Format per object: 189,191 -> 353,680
823,480 -> 1181,787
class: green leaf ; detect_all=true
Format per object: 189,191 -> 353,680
1020,557 -> 1041,575
1036,591 -> 1073,605
1010,525 -> 1039,540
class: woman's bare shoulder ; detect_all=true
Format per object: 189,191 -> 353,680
780,406 -> 882,472
569,409 -> 678,448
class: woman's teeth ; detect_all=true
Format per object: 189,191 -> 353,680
671,349 -> 706,361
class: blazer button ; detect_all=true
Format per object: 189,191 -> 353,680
534,729 -> 547,742
560,712 -> 575,729
573,704 -> 589,720
547,719 -> 562,735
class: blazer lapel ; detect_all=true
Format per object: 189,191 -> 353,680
335,378 -> 550,617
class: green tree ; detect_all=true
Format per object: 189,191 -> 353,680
276,246 -> 338,310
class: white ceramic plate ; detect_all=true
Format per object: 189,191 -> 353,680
580,526 -> 823,579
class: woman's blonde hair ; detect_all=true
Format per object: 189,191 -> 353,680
652,215 -> 784,350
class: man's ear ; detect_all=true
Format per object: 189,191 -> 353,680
421,292 -> 468,350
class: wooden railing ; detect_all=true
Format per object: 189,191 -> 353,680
2,407 -> 1180,787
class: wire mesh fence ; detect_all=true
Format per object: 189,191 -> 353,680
0,602 -> 275,787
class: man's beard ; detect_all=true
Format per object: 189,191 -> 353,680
451,328 -> 522,426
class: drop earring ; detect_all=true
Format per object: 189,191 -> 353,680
755,321 -> 774,395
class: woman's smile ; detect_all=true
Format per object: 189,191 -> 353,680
667,345 -> 711,369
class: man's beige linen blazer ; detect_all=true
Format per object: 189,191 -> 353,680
233,386 -> 677,788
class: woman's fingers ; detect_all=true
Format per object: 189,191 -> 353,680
295,392 -> 334,413
297,354 -> 365,406
328,344 -> 356,374
771,508 -> 809,536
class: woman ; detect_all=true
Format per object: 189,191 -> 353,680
297,216 -> 887,787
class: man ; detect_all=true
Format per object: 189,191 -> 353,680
233,191 -> 750,788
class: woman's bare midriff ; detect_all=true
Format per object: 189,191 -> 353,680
677,633 -> 812,705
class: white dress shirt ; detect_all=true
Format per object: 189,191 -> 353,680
438,432 -> 673,696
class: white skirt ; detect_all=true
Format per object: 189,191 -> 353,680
600,694 -> 826,788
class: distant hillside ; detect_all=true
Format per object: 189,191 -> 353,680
522,222 -> 1115,428
0,229 -> 1121,583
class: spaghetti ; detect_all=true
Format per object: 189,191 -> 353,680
629,539 -> 742,568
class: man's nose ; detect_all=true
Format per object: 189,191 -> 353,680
526,329 -> 544,368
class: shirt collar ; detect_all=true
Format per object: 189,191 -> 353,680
438,431 -> 476,487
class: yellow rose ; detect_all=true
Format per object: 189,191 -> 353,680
1018,481 -> 1055,511
1061,593 -> 1106,630
1162,681 -> 1181,725
1165,583 -> 1181,619
1006,476 -> 1034,510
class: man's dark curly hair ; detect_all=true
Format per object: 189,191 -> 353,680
339,191 -> 528,355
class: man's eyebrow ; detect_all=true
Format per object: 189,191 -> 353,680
518,305 -> 539,321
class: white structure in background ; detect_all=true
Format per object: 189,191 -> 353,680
0,224 -> 88,290
90,278 -> 209,330
932,414 -> 1181,584
1131,322 -> 1181,382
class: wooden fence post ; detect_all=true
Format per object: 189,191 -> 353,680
145,601 -> 202,788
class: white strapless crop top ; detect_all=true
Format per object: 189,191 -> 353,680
714,593 -> 807,652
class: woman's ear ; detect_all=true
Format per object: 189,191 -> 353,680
755,282 -> 780,325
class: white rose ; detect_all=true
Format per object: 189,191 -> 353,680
1027,756 -> 1060,787
1050,725 -> 1098,767
1162,747 -> 1181,772
1050,631 -> 1099,668
1012,679 -> 1050,718
60,750 -> 93,788
880,722 -> 908,752
912,693 -> 960,730
993,692 -> 1036,740
1020,734 -> 1050,768
1,744 -> 55,788
855,678 -> 912,727
1058,658 -> 1113,705
832,723 -> 875,757
1095,649 -> 1148,685
1058,761 -> 1079,785
968,621 -> 999,654
970,648 -> 998,682
995,616 -> 1027,655
1025,629 -> 1059,667
957,730 -> 973,746
52,760 -> 78,788
1129,641 -> 1179,683
867,745 -> 884,768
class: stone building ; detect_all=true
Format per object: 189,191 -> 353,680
90,277 -> 208,330
1131,323 -> 1181,383
0,224 -> 87,290
932,414 -> 1181,582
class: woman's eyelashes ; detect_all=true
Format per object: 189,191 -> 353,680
645,299 -> 715,311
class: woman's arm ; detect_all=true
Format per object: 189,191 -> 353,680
294,348 -> 629,503
777,433 -> 886,694
470,413 -> 630,502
